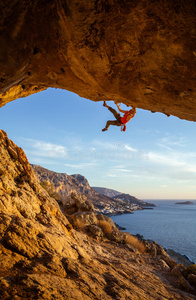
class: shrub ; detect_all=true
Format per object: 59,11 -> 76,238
98,220 -> 113,235
183,264 -> 196,278
125,233 -> 146,253
40,180 -> 61,200
40,180 -> 48,190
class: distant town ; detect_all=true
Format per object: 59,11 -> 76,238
94,200 -> 144,215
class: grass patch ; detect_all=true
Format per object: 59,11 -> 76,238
125,233 -> 145,253
98,220 -> 113,235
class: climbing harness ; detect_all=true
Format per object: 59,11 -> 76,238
121,124 -> 126,132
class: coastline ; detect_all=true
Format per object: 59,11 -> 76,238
104,205 -> 195,266
166,249 -> 195,267
110,200 -> 196,266
113,223 -> 195,267
99,205 -> 155,217
135,234 -> 195,267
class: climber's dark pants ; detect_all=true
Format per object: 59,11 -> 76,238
105,106 -> 121,129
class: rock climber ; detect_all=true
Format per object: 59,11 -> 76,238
102,101 -> 136,132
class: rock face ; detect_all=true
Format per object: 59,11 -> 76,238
0,1 -> 195,120
0,130 -> 196,299
32,164 -> 155,214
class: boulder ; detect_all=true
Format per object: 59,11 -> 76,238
149,241 -> 157,257
171,264 -> 186,279
88,225 -> 104,237
155,259 -> 171,272
126,244 -> 140,254
160,255 -> 178,269
96,214 -> 116,229
154,242 -> 168,256
108,230 -> 126,244
71,192 -> 94,212
68,211 -> 98,228
148,241 -> 169,257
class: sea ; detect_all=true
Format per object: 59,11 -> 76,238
111,200 -> 196,264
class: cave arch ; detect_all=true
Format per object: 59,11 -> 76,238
0,0 -> 195,120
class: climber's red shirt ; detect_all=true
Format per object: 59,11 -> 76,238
120,109 -> 136,124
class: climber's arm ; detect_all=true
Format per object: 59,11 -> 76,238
132,108 -> 136,117
115,102 -> 127,113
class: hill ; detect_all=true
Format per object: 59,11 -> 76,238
113,193 -> 156,207
31,165 -> 112,209
32,165 -> 155,215
93,187 -> 156,207
92,186 -> 122,198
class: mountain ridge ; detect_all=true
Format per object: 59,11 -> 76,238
32,165 -> 155,214
31,164 -> 114,209
113,193 -> 156,207
93,187 -> 156,207
92,186 -> 122,198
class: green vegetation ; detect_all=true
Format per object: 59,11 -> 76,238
40,180 -> 61,201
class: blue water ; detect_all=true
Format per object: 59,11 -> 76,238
111,200 -> 196,263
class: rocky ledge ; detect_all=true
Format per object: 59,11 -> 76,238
0,130 -> 196,299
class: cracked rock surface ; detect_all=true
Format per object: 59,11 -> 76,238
0,0 -> 195,120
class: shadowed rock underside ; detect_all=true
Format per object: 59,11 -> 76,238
0,0 -> 195,120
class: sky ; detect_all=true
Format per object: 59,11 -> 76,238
0,88 -> 196,200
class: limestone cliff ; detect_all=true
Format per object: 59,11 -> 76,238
31,164 -> 113,209
31,164 -> 155,214
0,130 -> 196,299
0,1 -> 195,121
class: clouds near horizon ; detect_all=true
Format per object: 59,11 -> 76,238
1,88 -> 196,199
17,133 -> 196,194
